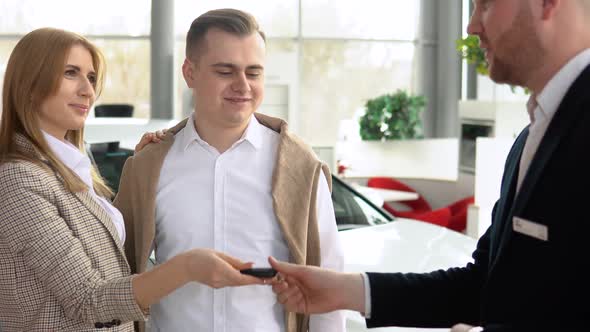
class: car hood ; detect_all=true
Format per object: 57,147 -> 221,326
339,219 -> 478,332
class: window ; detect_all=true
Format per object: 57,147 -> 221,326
0,0 -> 150,35
1,2 -> 425,128
302,0 -> 419,40
300,41 -> 415,145
174,0 -> 298,38
91,39 -> 151,119
0,40 -> 16,115
0,0 -> 151,118
174,0 -> 421,147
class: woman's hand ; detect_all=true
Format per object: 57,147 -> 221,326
132,248 -> 263,311
134,130 -> 166,153
184,248 -> 264,288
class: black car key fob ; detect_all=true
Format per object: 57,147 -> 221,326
240,268 -> 278,278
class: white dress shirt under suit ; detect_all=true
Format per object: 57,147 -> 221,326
151,114 -> 345,332
517,48 -> 590,192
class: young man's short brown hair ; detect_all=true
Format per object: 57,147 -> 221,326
185,8 -> 266,60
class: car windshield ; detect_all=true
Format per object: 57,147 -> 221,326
331,175 -> 394,231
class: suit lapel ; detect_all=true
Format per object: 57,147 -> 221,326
512,67 -> 590,215
13,134 -> 131,266
491,65 -> 590,269
73,191 -> 128,261
489,126 -> 528,260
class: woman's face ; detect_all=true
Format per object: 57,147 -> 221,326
38,45 -> 97,140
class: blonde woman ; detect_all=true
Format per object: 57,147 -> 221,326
0,28 -> 262,331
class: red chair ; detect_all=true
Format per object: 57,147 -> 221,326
389,206 -> 453,229
367,177 -> 473,232
366,177 -> 431,213
446,196 -> 474,232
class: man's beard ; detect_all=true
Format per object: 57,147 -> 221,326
488,5 -> 545,87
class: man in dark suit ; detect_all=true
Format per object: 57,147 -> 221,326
269,0 -> 590,331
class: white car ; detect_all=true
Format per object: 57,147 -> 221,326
332,176 -> 477,332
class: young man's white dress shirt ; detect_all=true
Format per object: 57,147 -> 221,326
151,114 -> 345,332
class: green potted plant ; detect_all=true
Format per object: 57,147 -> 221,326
456,35 -> 488,75
358,90 -> 426,141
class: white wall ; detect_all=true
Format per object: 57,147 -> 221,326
84,118 -> 178,149
335,138 -> 460,181
466,136 -> 515,238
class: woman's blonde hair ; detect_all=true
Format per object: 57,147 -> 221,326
0,27 -> 113,198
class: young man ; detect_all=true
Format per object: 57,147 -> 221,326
270,0 -> 590,331
115,8 -> 345,332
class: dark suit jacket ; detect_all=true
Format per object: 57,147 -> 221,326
365,65 -> 590,331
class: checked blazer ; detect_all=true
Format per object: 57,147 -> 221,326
0,135 -> 145,331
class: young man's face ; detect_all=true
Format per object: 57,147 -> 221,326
467,0 -> 545,87
184,28 -> 265,129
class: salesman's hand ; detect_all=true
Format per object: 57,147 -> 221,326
269,256 -> 365,314
134,130 -> 167,153
184,248 -> 263,288
451,324 -> 479,332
